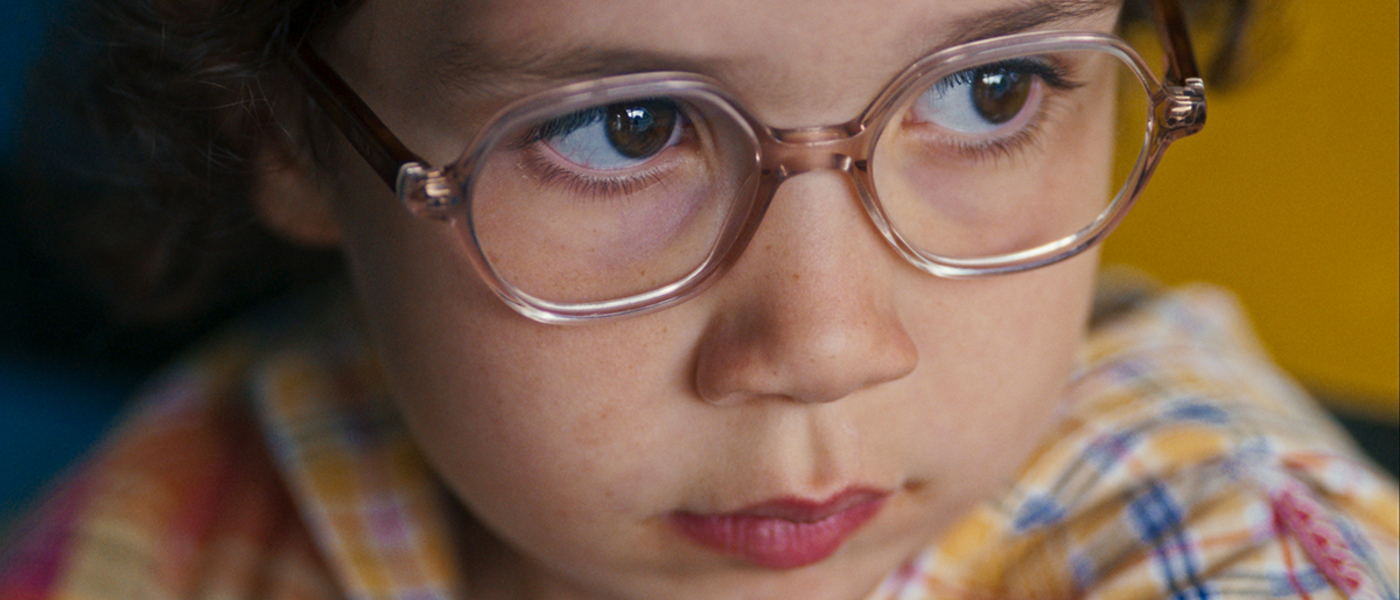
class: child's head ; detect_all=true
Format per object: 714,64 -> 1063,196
21,0 -> 1245,597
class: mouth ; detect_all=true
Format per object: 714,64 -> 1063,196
669,487 -> 890,569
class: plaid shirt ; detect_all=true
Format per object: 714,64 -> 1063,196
3,285 -> 1396,599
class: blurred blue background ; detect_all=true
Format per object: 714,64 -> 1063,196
0,0 -> 132,531
1,0 -> 53,161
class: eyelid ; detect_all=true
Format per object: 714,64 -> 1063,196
518,143 -> 683,199
510,112 -> 702,200
927,57 -> 1078,104
927,87 -> 1079,166
524,107 -> 606,145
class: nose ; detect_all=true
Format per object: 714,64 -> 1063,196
693,170 -> 918,406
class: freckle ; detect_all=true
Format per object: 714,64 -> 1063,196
792,273 -> 800,281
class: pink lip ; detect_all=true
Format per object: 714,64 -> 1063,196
670,488 -> 889,569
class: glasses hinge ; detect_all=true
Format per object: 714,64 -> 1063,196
397,162 -> 458,220
1158,77 -> 1206,140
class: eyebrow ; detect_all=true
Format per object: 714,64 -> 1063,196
429,0 -> 1118,96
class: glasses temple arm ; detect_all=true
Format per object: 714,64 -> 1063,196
285,41 -> 427,190
1150,0 -> 1203,84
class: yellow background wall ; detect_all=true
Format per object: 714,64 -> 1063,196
1103,0 -> 1399,420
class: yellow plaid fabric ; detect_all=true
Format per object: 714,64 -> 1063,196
250,326 -> 467,600
868,286 -> 1399,599
3,285 -> 1396,599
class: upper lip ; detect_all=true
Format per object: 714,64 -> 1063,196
690,487 -> 891,523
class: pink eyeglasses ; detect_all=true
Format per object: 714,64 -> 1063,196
288,0 -> 1205,323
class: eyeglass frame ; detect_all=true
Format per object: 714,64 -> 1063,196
286,0 -> 1206,324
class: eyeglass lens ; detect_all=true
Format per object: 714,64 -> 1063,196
464,47 -> 1150,306
873,48 -> 1145,261
469,92 -> 757,305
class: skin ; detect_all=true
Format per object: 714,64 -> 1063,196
260,0 -> 1121,598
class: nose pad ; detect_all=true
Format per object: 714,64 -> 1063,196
694,170 -> 918,406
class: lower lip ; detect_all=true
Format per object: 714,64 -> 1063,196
670,495 -> 887,569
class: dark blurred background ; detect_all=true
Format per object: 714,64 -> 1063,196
0,0 -> 263,537
1,0 -> 1395,536
0,0 -> 134,535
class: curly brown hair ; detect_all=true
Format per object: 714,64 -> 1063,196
14,0 -> 356,326
14,0 -> 1263,327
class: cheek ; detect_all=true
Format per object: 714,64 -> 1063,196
378,289 -> 697,556
882,251 -> 1096,510
327,144 -> 701,564
400,369 -> 666,542
398,329 -> 684,504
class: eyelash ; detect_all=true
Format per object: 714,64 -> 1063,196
936,58 -> 1078,94
949,104 -> 1057,163
511,109 -> 695,199
516,145 -> 676,199
520,109 -> 603,146
913,58 -> 1086,163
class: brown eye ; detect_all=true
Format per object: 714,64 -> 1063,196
910,59 -> 1058,135
970,68 -> 1032,125
606,100 -> 679,159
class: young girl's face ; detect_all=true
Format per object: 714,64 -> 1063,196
302,0 -> 1118,597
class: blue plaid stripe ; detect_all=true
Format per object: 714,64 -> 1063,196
1011,495 -> 1066,532
1267,570 -> 1331,597
1083,429 -> 1142,471
1129,480 -> 1208,599
1164,399 -> 1232,425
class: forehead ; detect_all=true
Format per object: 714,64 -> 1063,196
337,0 -> 1118,125
349,0 -> 1118,70
423,0 -> 1111,66
448,0 -> 981,66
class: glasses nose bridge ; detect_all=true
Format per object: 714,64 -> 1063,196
760,124 -> 873,179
